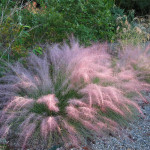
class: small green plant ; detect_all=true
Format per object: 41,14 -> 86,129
33,46 -> 43,55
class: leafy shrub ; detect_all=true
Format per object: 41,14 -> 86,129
0,0 -> 118,61
17,0 -> 116,46
0,17 -> 31,59
0,39 -> 149,149
51,0 -> 115,44
8,0 -> 116,44
0,0 -> 66,61
0,1 -> 32,60
19,7 -> 67,43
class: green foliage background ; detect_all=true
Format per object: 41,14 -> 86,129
0,0 -> 149,61
115,0 -> 150,15
0,0 -> 117,60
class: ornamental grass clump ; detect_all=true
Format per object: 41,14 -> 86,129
0,39 -> 149,149
118,43 -> 150,83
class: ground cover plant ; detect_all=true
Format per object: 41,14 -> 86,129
0,39 -> 150,149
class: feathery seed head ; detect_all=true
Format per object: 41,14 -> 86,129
0,39 -> 149,149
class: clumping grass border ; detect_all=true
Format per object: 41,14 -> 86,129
0,39 -> 150,149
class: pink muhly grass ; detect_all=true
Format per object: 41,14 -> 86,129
20,123 -> 37,149
0,39 -> 149,149
79,83 -> 142,116
40,116 -> 58,139
67,43 -> 113,84
116,44 -> 150,103
117,44 -> 150,82
37,94 -> 59,112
